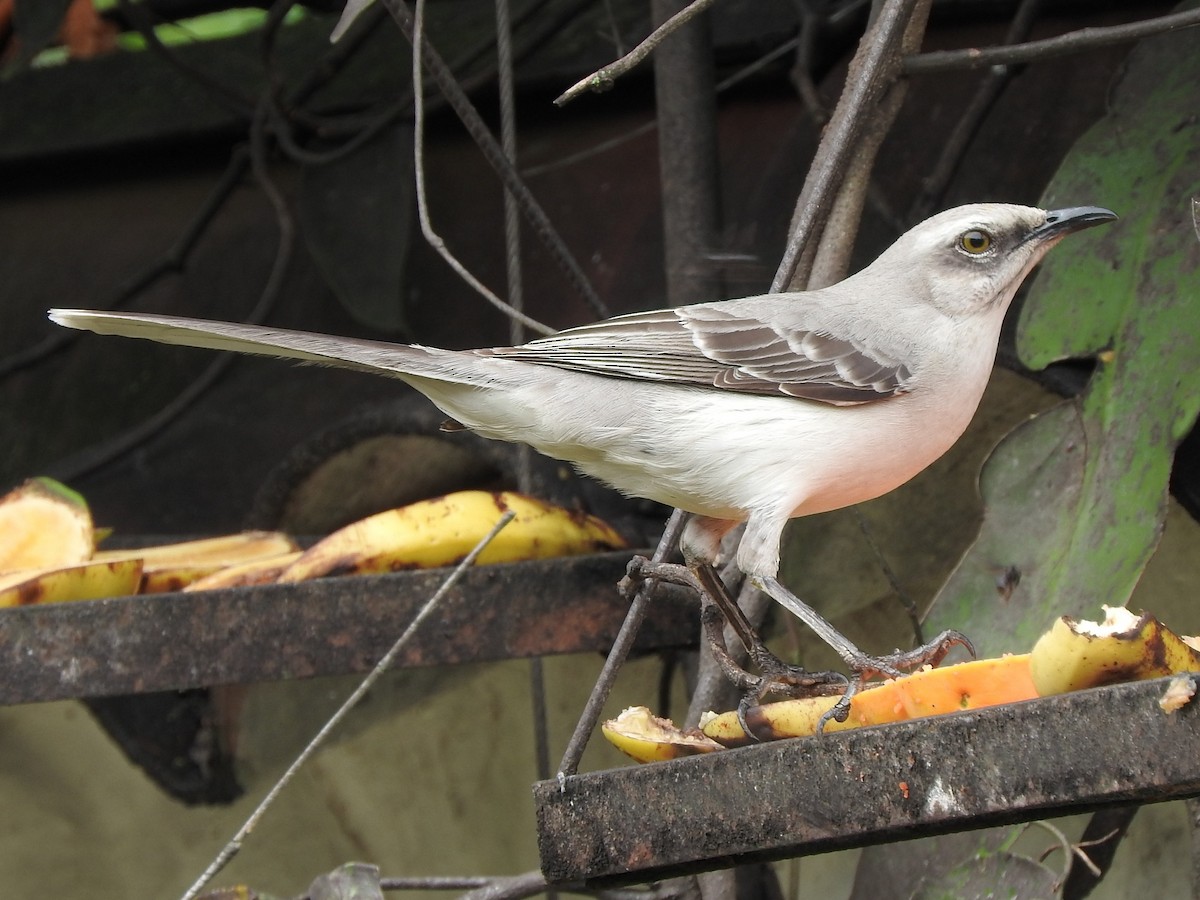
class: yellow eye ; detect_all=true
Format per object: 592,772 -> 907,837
958,230 -> 992,254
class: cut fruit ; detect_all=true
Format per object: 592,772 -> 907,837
183,551 -> 304,592
0,477 -> 94,573
602,706 -> 724,763
93,531 -> 298,569
1030,605 -> 1200,695
702,655 -> 1037,747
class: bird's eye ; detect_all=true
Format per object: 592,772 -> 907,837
958,230 -> 993,255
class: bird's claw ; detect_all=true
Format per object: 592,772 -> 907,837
843,628 -> 974,681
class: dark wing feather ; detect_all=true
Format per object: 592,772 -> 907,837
480,305 -> 910,405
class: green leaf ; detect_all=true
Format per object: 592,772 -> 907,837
926,7 -> 1200,656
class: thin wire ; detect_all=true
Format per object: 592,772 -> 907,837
178,510 -> 517,900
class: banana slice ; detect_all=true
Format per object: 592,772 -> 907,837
278,490 -> 626,581
602,706 -> 724,763
0,559 -> 143,607
0,477 -> 93,573
1030,605 -> 1200,695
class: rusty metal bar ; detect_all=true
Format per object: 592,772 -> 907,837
535,676 -> 1200,884
0,551 -> 698,705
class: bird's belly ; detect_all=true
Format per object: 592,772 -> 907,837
504,383 -> 978,522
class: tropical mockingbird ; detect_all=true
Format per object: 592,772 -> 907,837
50,202 -> 1117,713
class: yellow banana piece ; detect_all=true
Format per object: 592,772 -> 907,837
1030,605 -> 1200,696
0,477 -> 94,573
0,558 -> 143,607
277,490 -> 626,582
602,706 -> 724,763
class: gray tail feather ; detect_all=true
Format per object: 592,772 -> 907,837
47,309 -> 475,383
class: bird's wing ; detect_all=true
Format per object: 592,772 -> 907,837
481,304 -> 912,405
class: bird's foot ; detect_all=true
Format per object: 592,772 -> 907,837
841,629 -> 975,682
752,575 -> 975,729
697,589 -> 848,741
623,556 -> 850,737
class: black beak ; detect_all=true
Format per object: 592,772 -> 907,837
1028,206 -> 1118,243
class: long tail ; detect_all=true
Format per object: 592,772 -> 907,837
48,309 -> 483,384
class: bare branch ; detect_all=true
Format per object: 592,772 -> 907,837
382,0 -> 609,322
772,0 -> 924,292
903,7 -> 1200,74
555,0 -> 719,106
409,0 -> 553,335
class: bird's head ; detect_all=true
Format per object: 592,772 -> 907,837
876,203 -> 1117,320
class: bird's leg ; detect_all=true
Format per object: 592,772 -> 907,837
690,562 -> 847,698
756,573 -> 973,689
623,555 -> 848,736
692,563 -> 848,739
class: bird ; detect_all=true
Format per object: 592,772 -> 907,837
50,202 -> 1116,712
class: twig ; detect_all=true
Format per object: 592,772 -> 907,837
1060,806 -> 1138,900
521,31 -> 798,181
903,7 -> 1200,74
383,0 -> 609,321
457,870 -> 552,900
179,509 -> 518,900
910,0 -> 1043,219
771,0 -> 922,292
556,508 -> 688,779
555,0 -> 718,106
1027,820 -> 1083,890
379,876 -> 492,891
407,0 -> 552,335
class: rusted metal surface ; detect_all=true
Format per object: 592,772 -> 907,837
536,676 -> 1200,884
0,550 -> 698,706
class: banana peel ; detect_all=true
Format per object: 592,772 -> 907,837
93,531 -> 298,569
701,655 -> 1037,747
93,531 -> 300,593
602,706 -> 724,763
1029,605 -> 1200,695
0,477 -> 94,573
183,551 -> 304,592
0,487 -> 624,605
0,558 -> 143,607
277,490 -> 626,582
